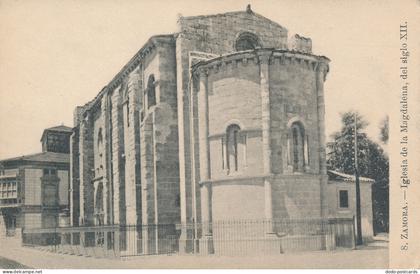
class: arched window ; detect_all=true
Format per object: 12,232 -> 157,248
288,122 -> 308,172
97,128 -> 103,149
235,32 -> 261,51
226,124 -> 241,172
96,128 -> 104,177
146,75 -> 156,109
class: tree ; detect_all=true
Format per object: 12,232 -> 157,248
327,111 -> 389,233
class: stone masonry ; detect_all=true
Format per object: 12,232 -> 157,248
70,7 -> 372,255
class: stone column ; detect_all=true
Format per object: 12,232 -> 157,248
316,61 -> 329,218
123,69 -> 141,255
175,35 -> 193,254
69,129 -> 80,228
79,120 -> 86,226
258,51 -> 274,233
140,114 -> 155,255
79,115 -> 94,227
316,62 -> 329,175
78,113 -> 95,248
101,95 -> 110,226
197,69 -> 214,254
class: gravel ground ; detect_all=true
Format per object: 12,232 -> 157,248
0,237 -> 389,269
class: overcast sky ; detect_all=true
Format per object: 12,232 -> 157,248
0,0 -> 413,159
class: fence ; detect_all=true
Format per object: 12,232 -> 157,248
22,217 -> 355,258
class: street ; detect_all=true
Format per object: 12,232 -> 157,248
0,237 -> 388,269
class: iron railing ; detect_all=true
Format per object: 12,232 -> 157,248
22,217 -> 355,258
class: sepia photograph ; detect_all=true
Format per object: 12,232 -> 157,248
0,0 -> 419,270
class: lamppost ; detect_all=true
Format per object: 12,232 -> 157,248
354,113 -> 363,245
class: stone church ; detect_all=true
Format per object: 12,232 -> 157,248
69,6 -> 372,255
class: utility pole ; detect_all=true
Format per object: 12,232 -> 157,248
354,113 -> 363,245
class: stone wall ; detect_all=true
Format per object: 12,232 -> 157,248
69,37 -> 179,255
23,169 -> 43,205
124,67 -> 142,227
176,11 -> 289,229
272,175 -> 322,219
193,49 -> 328,225
288,34 -> 312,54
110,85 -> 126,226
79,117 -> 94,226
211,179 -> 265,221
140,41 -> 180,226
269,56 -> 320,175
206,57 -> 264,179
57,170 -> 69,206
178,11 -> 288,54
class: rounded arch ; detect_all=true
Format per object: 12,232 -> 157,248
235,32 -> 262,51
222,119 -> 245,133
287,116 -> 307,130
226,123 -> 241,133
225,124 -> 241,172
286,119 -> 309,173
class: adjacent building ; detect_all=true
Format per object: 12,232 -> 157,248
0,126 -> 72,238
327,170 -> 374,241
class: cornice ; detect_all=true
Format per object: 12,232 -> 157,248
80,34 -> 175,119
192,48 -> 330,76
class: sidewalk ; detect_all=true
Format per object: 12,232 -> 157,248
0,238 -> 388,269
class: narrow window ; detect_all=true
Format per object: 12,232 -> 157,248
339,190 -> 349,208
147,75 -> 156,109
304,135 -> 309,166
290,122 -> 306,172
233,130 -> 238,170
242,134 -> 247,167
226,124 -> 241,172
292,127 -> 299,171
97,128 -> 103,148
126,98 -> 130,127
286,134 -> 291,166
221,138 -> 225,170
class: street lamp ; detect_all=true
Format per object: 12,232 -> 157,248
354,113 -> 363,245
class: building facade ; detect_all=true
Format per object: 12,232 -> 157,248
70,7 -> 373,254
326,170 -> 374,241
0,126 -> 71,238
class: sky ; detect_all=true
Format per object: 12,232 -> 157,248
0,0 -> 412,159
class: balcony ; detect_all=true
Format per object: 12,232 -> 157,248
0,198 -> 20,208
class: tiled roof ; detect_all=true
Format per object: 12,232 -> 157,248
0,152 -> 69,164
41,125 -> 73,141
327,170 -> 375,183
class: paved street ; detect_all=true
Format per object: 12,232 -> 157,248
0,237 -> 388,269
